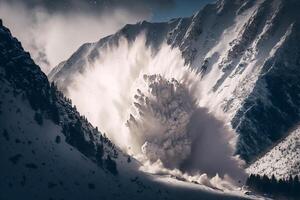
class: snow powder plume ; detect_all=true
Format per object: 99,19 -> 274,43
65,34 -> 246,189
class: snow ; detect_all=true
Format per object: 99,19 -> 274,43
3,0 -> 300,198
127,74 -> 194,168
247,126 -> 300,179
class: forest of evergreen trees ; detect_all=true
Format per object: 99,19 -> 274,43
246,174 -> 300,199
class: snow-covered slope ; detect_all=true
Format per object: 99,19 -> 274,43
247,126 -> 300,179
0,20 -> 254,200
1,76 -> 250,200
49,0 -> 300,167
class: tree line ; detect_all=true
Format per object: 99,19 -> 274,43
246,174 -> 300,199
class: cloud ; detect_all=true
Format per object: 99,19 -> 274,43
0,1 -> 156,73
0,0 -> 213,72
3,0 -> 175,15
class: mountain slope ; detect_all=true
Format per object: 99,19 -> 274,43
247,126 -> 300,179
49,0 -> 300,167
0,20 -> 252,200
232,20 -> 300,162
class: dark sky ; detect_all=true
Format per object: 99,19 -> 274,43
152,0 -> 215,21
4,0 -> 215,21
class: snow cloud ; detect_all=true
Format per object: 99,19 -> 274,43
62,34 -> 246,188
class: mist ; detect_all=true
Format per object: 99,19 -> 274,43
0,1 -> 149,73
60,34 -> 246,189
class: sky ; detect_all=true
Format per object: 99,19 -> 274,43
152,0 -> 214,21
0,0 -> 215,72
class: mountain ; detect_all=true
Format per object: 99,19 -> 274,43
49,0 -> 300,172
0,20 -> 253,200
247,125 -> 300,179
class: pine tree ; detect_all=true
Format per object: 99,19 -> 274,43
270,174 -> 277,194
105,155 -> 118,175
96,144 -> 104,167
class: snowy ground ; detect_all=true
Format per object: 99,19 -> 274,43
0,72 -> 255,200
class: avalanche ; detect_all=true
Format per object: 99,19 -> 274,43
53,33 -> 246,187
0,20 -> 252,200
